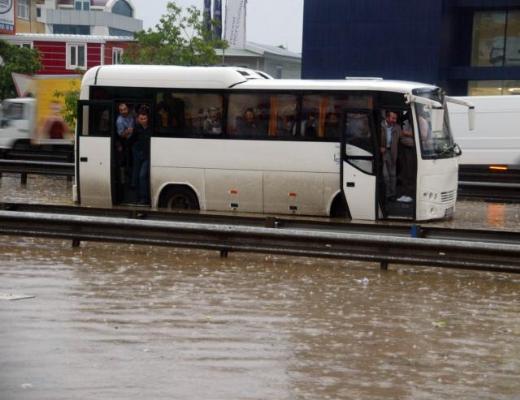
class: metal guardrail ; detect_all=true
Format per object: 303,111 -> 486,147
0,204 -> 519,274
0,159 -> 74,178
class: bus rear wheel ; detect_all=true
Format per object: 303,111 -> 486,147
160,186 -> 200,210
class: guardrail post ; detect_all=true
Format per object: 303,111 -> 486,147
220,249 -> 229,258
380,261 -> 389,270
20,173 -> 28,185
72,239 -> 81,248
410,224 -> 423,238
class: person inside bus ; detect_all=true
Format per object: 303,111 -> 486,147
278,114 -> 296,137
156,101 -> 170,133
238,108 -> 261,136
203,107 -> 222,135
132,110 -> 152,205
302,111 -> 318,137
116,103 -> 135,182
380,110 -> 401,200
396,111 -> 416,203
325,112 -> 341,139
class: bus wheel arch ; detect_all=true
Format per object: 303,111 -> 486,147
329,192 -> 350,219
158,184 -> 200,210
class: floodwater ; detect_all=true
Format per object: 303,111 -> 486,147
1,175 -> 520,400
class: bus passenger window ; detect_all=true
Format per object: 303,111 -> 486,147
228,94 -> 297,139
325,112 -> 341,139
301,94 -> 373,141
154,92 -> 222,138
346,112 -> 371,151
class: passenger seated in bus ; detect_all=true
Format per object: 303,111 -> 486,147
203,107 -> 222,135
325,112 -> 341,139
301,111 -> 318,137
237,108 -> 262,137
156,101 -> 170,132
132,111 -> 152,205
278,114 -> 296,137
396,111 -> 416,203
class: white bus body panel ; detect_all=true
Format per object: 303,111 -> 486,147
151,138 -> 340,216
78,136 -> 112,207
416,158 -> 458,221
449,96 -> 520,168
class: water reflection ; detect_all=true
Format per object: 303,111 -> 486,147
1,236 -> 519,400
487,203 -> 506,228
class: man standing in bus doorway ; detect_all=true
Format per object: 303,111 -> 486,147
116,103 -> 134,184
380,111 -> 401,200
132,111 -> 152,205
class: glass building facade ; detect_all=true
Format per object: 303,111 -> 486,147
302,0 -> 520,96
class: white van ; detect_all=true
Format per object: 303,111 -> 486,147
448,95 -> 520,173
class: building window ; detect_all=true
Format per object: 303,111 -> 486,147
472,10 -> 520,66
112,47 -> 123,64
112,0 -> 133,17
17,43 -> 33,49
17,0 -> 30,20
54,24 -> 91,35
75,1 -> 90,11
468,80 -> 520,96
36,7 -> 42,18
67,44 -> 87,70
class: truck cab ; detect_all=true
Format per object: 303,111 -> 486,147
0,98 -> 36,154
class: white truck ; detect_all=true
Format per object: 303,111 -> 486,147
0,97 -> 37,154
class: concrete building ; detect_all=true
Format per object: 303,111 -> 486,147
15,0 -> 142,36
302,0 -> 520,96
218,42 -> 302,79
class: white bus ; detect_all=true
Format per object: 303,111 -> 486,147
75,65 -> 472,221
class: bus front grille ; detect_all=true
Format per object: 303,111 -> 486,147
441,190 -> 456,203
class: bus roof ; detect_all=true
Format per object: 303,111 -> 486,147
82,65 -> 437,94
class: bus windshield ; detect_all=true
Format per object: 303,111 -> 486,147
413,88 -> 456,159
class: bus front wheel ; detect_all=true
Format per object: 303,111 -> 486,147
159,186 -> 200,210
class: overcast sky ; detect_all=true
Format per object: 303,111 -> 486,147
130,0 -> 304,53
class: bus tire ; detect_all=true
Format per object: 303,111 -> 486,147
330,193 -> 350,218
159,185 -> 200,210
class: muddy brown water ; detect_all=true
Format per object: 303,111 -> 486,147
1,175 -> 519,400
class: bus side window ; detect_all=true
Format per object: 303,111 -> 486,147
228,94 -> 269,139
155,92 -> 223,138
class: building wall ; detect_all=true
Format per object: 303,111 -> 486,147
302,0 -> 444,82
302,0 -> 520,95
15,1 -> 46,34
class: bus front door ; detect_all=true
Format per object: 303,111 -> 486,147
341,110 -> 379,220
77,101 -> 114,207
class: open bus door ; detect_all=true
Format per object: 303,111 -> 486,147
341,110 -> 380,220
76,100 -> 114,207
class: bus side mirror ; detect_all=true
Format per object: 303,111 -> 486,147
468,107 -> 475,131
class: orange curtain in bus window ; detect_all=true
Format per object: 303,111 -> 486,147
318,96 -> 329,138
268,96 -> 278,137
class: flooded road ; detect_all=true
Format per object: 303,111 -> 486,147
1,175 -> 520,399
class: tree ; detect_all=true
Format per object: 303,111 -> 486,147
124,1 -> 227,66
53,79 -> 81,128
0,40 -> 41,100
